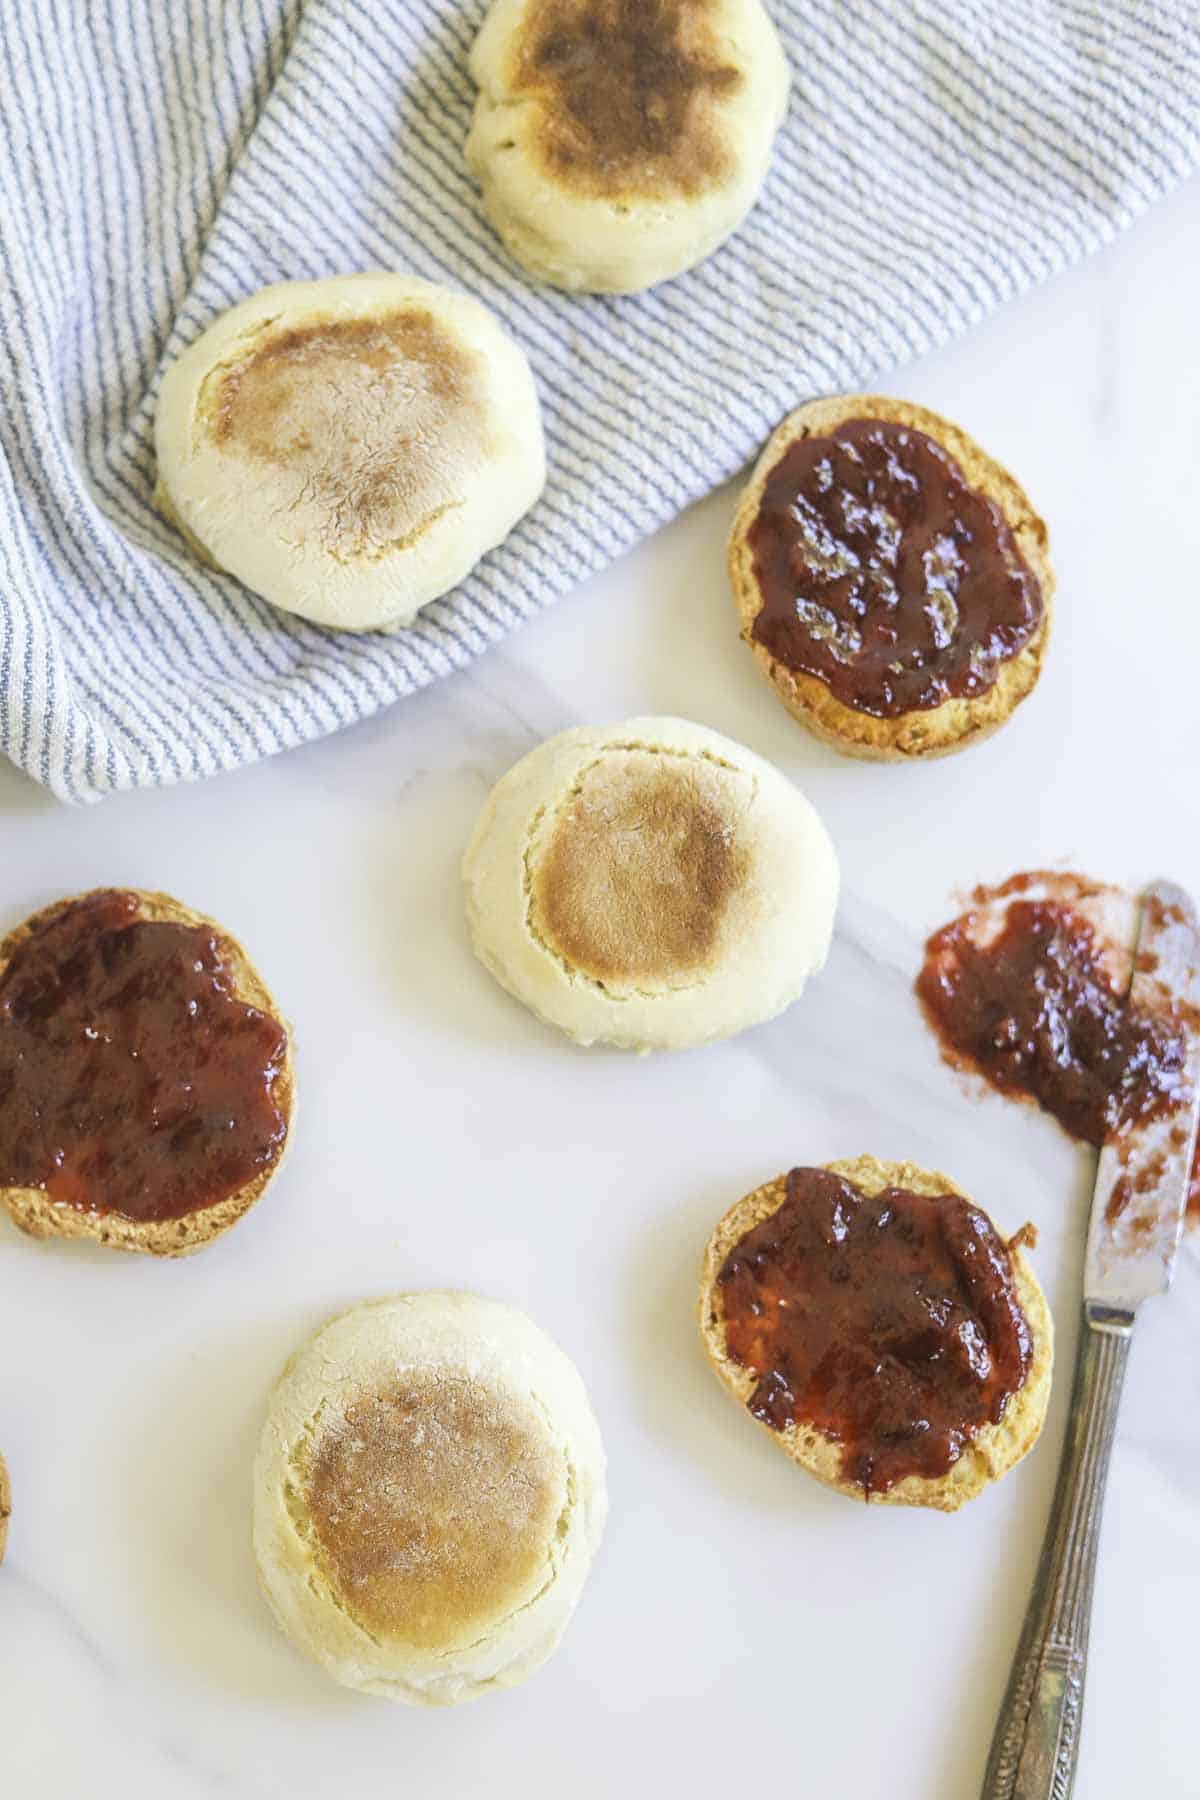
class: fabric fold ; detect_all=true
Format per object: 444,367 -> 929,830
1,0 -> 1197,801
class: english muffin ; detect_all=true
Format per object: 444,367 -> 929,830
155,273 -> 545,631
728,396 -> 1054,759
463,716 -> 838,1051
253,1293 -> 607,1704
0,889 -> 293,1256
699,1155 -> 1052,1509
466,0 -> 790,292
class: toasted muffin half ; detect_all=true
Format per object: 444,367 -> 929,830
466,0 -> 790,293
0,889 -> 294,1257
699,1154 -> 1053,1510
728,396 -> 1054,760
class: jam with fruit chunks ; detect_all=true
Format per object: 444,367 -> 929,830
717,1167 -> 1032,1496
918,887 -> 1190,1148
0,890 -> 287,1223
748,419 -> 1043,718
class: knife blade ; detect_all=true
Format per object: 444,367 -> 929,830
1085,878 -> 1200,1319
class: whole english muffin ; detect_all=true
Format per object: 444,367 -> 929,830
0,889 -> 294,1257
155,273 -> 545,631
466,0 -> 790,293
728,396 -> 1055,759
698,1155 -> 1053,1510
253,1293 -> 607,1705
463,716 -> 839,1052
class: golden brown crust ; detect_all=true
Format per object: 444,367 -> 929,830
728,396 -> 1055,761
194,309 -> 483,566
298,1372 -> 565,1654
528,746 -> 755,991
0,889 -> 295,1258
0,1451 -> 9,1565
512,0 -> 743,203
697,1154 -> 1054,1510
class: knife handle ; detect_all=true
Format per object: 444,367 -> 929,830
980,1304 -> 1132,1800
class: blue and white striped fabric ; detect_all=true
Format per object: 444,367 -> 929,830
2,1 -> 1197,801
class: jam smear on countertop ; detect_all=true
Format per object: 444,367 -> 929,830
717,1168 -> 1032,1497
0,890 -> 287,1223
748,419 -> 1044,718
917,877 -> 1199,1217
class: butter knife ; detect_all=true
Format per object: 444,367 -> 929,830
980,879 -> 1200,1800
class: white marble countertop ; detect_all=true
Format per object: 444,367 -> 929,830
2,172 -> 1199,1800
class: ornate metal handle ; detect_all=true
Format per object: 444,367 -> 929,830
980,1304 -> 1132,1800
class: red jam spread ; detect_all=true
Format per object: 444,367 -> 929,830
917,878 -> 1193,1210
747,419 -> 1043,717
0,890 -> 288,1223
717,1167 -> 1032,1496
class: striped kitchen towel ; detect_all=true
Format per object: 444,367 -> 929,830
2,1 -> 1198,801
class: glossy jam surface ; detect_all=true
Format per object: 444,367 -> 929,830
918,884 -> 1190,1149
748,419 -> 1043,717
717,1168 -> 1032,1496
0,891 -> 288,1223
